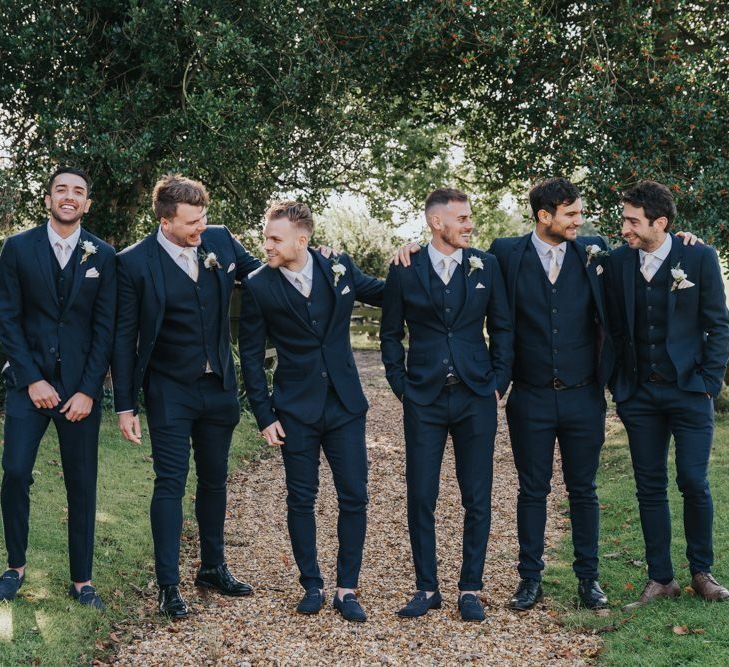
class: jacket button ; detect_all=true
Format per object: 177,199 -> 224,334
49,347 -> 55,354
321,371 -> 328,378
448,333 -> 453,338
442,359 -> 448,364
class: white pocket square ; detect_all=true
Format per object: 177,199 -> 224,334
475,282 -> 486,289
596,265 -> 604,275
341,285 -> 351,295
227,263 -> 236,273
84,268 -> 99,278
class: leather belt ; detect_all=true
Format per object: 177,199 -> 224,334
647,372 -> 671,384
514,378 -> 594,391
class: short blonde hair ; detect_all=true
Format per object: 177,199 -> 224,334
264,200 -> 314,235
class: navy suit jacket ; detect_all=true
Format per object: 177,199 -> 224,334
0,224 -> 116,405
606,234 -> 729,400
380,246 -> 513,405
239,251 -> 383,430
488,233 -> 615,388
112,225 -> 261,413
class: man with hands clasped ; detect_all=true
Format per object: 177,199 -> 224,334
239,201 -> 383,622
0,167 -> 115,608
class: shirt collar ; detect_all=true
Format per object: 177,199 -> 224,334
639,234 -> 672,263
279,249 -> 314,282
156,225 -> 196,259
47,220 -> 81,250
531,230 -> 566,257
427,243 -> 463,268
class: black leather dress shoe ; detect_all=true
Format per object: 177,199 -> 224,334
69,584 -> 105,610
577,579 -> 608,610
194,563 -> 253,597
297,588 -> 325,614
333,593 -> 367,622
158,585 -> 189,619
458,593 -> 485,622
396,590 -> 443,617
509,579 -> 543,611
0,570 -> 23,601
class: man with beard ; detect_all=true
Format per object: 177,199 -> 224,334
381,188 -> 513,622
113,174 -> 259,618
607,180 -> 729,608
239,201 -> 383,622
0,167 -> 115,608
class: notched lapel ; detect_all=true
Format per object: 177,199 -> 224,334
573,241 -> 606,324
412,249 -> 446,326
506,234 -> 530,315
622,249 -> 637,338
200,238 -> 227,302
271,268 -> 317,336
62,232 -> 92,315
146,235 -> 166,311
34,229 -> 59,308
666,234 -> 684,321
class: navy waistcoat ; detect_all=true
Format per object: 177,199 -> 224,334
513,243 -> 597,386
427,258 -> 467,376
279,259 -> 334,339
149,249 -> 223,383
635,258 -> 676,382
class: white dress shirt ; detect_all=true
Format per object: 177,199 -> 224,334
427,244 -> 463,284
48,221 -> 81,269
156,226 -> 199,281
280,251 -> 314,297
639,234 -> 672,282
531,230 -> 567,276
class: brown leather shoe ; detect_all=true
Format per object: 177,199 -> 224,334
622,579 -> 680,611
691,572 -> 729,601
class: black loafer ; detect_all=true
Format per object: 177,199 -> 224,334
396,590 -> 443,617
578,579 -> 608,610
0,570 -> 24,601
158,585 -> 189,619
509,579 -> 543,611
69,584 -> 106,610
333,592 -> 367,622
458,593 -> 485,622
194,563 -> 253,597
297,588 -> 325,614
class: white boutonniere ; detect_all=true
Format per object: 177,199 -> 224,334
79,240 -> 97,264
670,263 -> 695,291
468,255 -> 484,277
585,244 -> 609,267
331,259 -> 346,286
199,250 -> 221,269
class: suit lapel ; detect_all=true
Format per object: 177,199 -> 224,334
452,249 -> 476,328
200,236 -> 226,306
622,248 -> 637,340
62,230 -> 92,316
572,241 -> 607,324
313,251 -> 339,341
34,225 -> 59,308
414,247 -> 446,326
506,234 -> 530,316
146,234 -> 166,312
666,233 -> 683,323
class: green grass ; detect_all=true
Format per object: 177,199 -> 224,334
0,409 -> 263,666
547,410 -> 729,666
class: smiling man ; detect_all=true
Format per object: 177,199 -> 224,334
606,180 -> 729,608
112,174 -> 261,618
488,178 -> 614,611
380,188 -> 513,622
239,201 -> 383,622
0,167 -> 115,608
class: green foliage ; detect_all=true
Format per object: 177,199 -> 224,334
312,204 -> 400,278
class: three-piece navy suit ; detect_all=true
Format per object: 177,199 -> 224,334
489,233 -> 613,583
606,234 -> 729,582
380,247 -> 513,592
112,226 -> 260,586
0,223 -> 116,582
239,251 -> 383,590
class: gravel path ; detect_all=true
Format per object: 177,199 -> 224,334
112,350 -> 602,666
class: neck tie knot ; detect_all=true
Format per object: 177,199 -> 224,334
548,247 -> 561,284
441,256 -> 454,284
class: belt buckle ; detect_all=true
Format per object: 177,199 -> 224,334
552,378 -> 566,391
445,375 -> 460,387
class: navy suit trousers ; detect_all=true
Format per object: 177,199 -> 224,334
616,383 -> 715,581
145,371 -> 240,586
1,387 -> 101,582
277,390 -> 368,590
506,382 -> 604,581
403,383 -> 496,592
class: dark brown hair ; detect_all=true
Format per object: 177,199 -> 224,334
152,173 -> 210,221
621,180 -> 676,231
